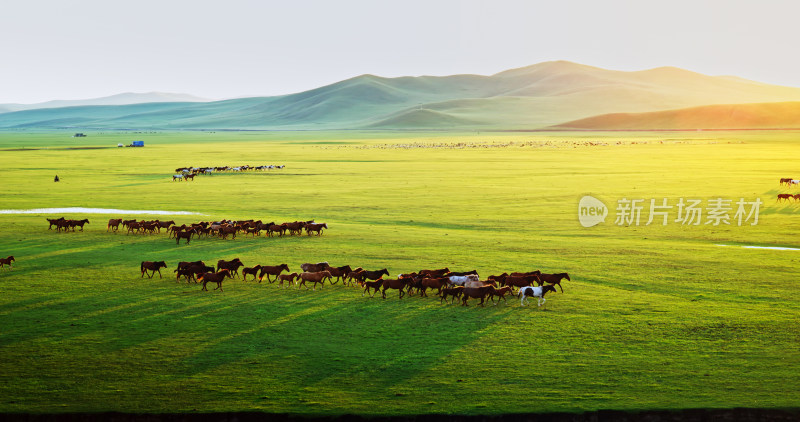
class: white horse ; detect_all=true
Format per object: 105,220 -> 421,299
519,285 -> 557,307
172,174 -> 183,181
448,274 -> 479,286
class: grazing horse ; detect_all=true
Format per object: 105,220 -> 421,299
217,258 -> 244,278
440,286 -> 464,304
536,272 -> 570,293
107,218 -> 122,232
519,285 -> 557,307
199,270 -> 231,291
0,256 -> 15,270
242,265 -> 262,281
47,217 -> 65,230
258,264 -> 291,283
298,271 -> 332,290
778,194 -> 793,202
462,285 -> 496,306
362,279 -> 385,298
277,272 -> 299,288
381,278 -> 410,299
140,261 -> 168,278
175,228 -> 196,245
305,223 -> 328,236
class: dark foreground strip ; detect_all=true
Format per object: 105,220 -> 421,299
1,409 -> 799,422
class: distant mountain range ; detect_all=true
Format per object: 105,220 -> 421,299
0,92 -> 209,113
2,61 -> 800,130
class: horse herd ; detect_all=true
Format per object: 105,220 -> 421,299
46,217 -> 90,232
140,259 -> 569,307
45,217 -> 329,243
172,164 -> 285,181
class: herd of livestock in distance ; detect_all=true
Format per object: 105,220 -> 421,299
140,259 -> 570,307
777,177 -> 800,202
45,217 -> 328,243
172,164 -> 285,181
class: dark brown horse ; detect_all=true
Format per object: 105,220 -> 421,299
420,276 -> 449,297
326,265 -> 353,285
140,261 -> 168,278
305,223 -> 328,236
277,272 -> 299,287
503,274 -> 541,291
489,286 -> 514,303
175,228 -> 196,245
258,264 -> 290,283
217,258 -> 244,278
47,217 -> 65,230
462,285 -> 496,307
440,286 -> 464,304
0,256 -> 15,270
298,271 -> 332,290
419,267 -> 450,278
361,268 -> 389,281
266,224 -> 287,237
536,272 -> 570,293
381,278 -> 410,299
242,265 -> 263,281
177,263 -> 214,283
300,262 -> 330,273
199,269 -> 231,291
362,279 -> 384,298
107,218 -> 122,232
69,218 -> 90,231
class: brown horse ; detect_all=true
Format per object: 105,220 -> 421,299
266,224 -> 287,237
107,218 -> 123,232
420,276 -> 450,297
69,218 -> 90,231
381,278 -> 410,299
175,228 -> 196,245
419,267 -> 450,278
462,285 -> 496,306
362,279 -> 384,297
300,262 -> 330,273
242,265 -> 263,281
0,256 -> 15,270
503,274 -> 541,291
199,269 -> 231,291
536,272 -> 570,293
176,263 -> 214,283
217,258 -> 244,278
778,194 -> 793,202
305,223 -> 328,236
489,286 -> 514,303
47,217 -> 65,230
326,265 -> 353,285
440,286 -> 464,304
140,261 -> 168,278
284,221 -> 306,236
298,271 -> 332,290
277,272 -> 299,287
258,264 -> 290,283
361,268 -> 389,281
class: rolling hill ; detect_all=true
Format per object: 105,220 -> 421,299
2,61 -> 800,130
551,101 -> 800,130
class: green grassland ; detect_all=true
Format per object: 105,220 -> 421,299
0,130 -> 799,415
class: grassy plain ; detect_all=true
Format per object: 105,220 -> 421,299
0,130 -> 799,415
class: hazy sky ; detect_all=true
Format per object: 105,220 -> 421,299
3,0 -> 799,103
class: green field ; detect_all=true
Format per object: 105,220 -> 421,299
1,130 -> 799,415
